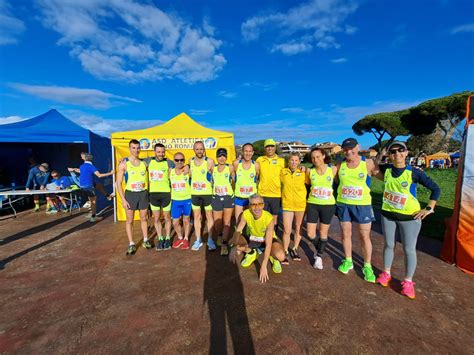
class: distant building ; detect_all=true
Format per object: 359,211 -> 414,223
278,141 -> 311,156
313,142 -> 342,155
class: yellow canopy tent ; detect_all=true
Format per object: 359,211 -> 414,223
111,112 -> 236,221
425,151 -> 451,168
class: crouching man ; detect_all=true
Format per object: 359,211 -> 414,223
228,193 -> 285,283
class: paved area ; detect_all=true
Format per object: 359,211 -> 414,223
1,209 -> 473,353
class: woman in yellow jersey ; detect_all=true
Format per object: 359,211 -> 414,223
375,142 -> 440,299
280,153 -> 306,263
233,143 -> 260,222
305,148 -> 337,270
211,148 -> 235,256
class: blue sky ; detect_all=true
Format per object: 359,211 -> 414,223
0,0 -> 473,147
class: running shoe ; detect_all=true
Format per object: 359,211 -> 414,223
207,238 -> 217,251
46,208 -> 59,214
172,238 -> 185,249
241,249 -> 258,268
313,255 -> 323,270
90,216 -> 96,223
216,236 -> 223,247
220,244 -> 228,256
338,259 -> 354,274
34,207 -> 40,212
156,238 -> 164,251
376,272 -> 392,287
180,239 -> 190,250
142,240 -> 153,250
289,248 -> 301,261
126,244 -> 137,256
362,264 -> 376,283
401,280 -> 416,299
163,238 -> 171,250
192,240 -> 203,251
83,201 -> 91,209
269,256 -> 282,274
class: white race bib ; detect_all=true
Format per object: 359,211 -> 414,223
383,190 -> 407,210
341,186 -> 363,200
172,181 -> 186,192
130,182 -> 146,192
311,187 -> 332,200
249,235 -> 265,243
239,186 -> 254,197
215,186 -> 228,196
193,182 -> 207,191
150,170 -> 164,181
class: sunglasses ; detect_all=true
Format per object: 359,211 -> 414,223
389,148 -> 406,154
174,159 -> 185,162
52,175 -> 58,178
250,202 -> 264,208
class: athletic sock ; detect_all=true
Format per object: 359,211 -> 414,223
35,202 -> 40,208
317,238 -> 328,257
129,242 -> 135,246
364,262 -> 372,268
311,237 -> 318,250
158,236 -> 164,240
143,236 -> 148,242
165,235 -> 170,240
346,257 -> 353,262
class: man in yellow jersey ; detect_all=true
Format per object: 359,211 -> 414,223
189,141 -> 215,251
228,194 -> 285,283
170,152 -> 192,250
144,143 -> 173,251
233,143 -> 260,222
256,139 -> 285,226
335,138 -> 379,282
116,139 -> 150,256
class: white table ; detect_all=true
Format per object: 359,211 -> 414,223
0,189 -> 80,218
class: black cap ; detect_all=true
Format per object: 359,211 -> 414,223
216,148 -> 227,157
341,138 -> 358,149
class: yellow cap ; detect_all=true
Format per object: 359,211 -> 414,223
264,139 -> 276,147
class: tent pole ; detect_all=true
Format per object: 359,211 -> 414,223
112,144 -> 117,222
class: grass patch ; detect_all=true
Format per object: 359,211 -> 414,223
371,168 -> 457,240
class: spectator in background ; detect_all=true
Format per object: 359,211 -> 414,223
47,170 -> 73,213
26,162 -> 52,212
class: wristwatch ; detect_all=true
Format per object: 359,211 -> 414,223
425,206 -> 433,212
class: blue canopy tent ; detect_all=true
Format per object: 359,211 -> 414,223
0,109 -> 112,209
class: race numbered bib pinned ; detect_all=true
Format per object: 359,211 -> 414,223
239,186 -> 254,197
341,186 -> 363,200
312,187 -> 333,200
249,235 -> 265,243
383,190 -> 407,210
215,186 -> 228,196
150,170 -> 164,181
172,181 -> 186,192
192,182 -> 207,191
130,182 -> 146,192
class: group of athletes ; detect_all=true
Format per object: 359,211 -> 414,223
114,137 -> 440,299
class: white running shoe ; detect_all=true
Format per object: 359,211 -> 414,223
83,201 -> 91,208
313,255 -> 323,270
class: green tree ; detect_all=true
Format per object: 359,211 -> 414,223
352,110 -> 409,156
252,139 -> 265,158
402,91 -> 473,151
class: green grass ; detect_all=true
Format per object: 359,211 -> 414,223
371,168 -> 457,240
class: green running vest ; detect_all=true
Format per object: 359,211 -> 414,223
336,158 -> 371,205
307,166 -> 336,205
212,164 -> 234,196
148,159 -> 171,193
125,160 -> 147,192
235,160 -> 257,198
190,157 -> 212,195
382,167 -> 421,215
170,168 -> 191,201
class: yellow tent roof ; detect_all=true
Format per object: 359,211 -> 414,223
111,112 -> 233,140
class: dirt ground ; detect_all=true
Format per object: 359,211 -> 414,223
1,208 -> 473,354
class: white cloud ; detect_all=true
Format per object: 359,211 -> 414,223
242,82 -> 277,91
10,83 -> 142,109
331,57 -> 347,63
189,109 -> 213,116
0,115 -> 27,125
242,0 -> 358,55
0,0 -> 25,45
281,107 -> 305,113
217,90 -> 237,99
35,0 -> 226,83
451,23 -> 474,34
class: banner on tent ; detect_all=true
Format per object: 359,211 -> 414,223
138,137 -> 218,150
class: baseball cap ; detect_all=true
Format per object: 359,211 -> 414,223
264,139 -> 276,147
341,138 -> 358,149
40,163 -> 49,170
387,141 -> 407,151
216,148 -> 227,157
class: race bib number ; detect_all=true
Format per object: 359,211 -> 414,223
383,190 -> 407,210
193,182 -> 207,191
239,186 -> 254,196
249,235 -> 265,243
130,182 -> 146,192
312,187 -> 332,200
341,186 -> 363,200
172,181 -> 186,192
215,186 -> 228,196
150,170 -> 164,181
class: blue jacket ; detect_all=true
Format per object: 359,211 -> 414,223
26,166 -> 50,189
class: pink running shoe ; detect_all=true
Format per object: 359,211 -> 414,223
401,280 -> 416,299
180,239 -> 190,250
376,272 -> 392,287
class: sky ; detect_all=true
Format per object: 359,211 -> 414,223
0,0 -> 473,148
